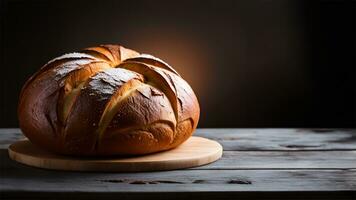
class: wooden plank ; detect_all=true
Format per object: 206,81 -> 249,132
1,129 -> 356,170
1,128 -> 356,199
196,150 -> 356,169
2,148 -> 356,171
2,192 -> 355,200
1,128 -> 355,151
0,150 -> 355,193
2,191 -> 355,200
1,166 -> 355,192
195,128 -> 356,151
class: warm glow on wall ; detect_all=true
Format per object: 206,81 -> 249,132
121,26 -> 213,100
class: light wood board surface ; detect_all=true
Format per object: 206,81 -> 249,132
7,136 -> 222,172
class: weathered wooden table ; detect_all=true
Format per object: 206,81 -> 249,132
0,128 -> 355,199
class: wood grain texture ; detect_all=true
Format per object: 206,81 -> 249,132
8,137 -> 222,172
4,146 -> 356,170
1,128 -> 356,200
1,166 -> 355,192
195,128 -> 356,151
196,151 -> 356,170
1,152 -> 355,192
1,128 -> 355,150
0,159 -> 356,193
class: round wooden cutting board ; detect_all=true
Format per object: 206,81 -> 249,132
8,136 -> 222,172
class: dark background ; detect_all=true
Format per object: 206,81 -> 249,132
0,0 -> 355,128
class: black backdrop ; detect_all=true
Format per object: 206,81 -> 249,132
0,0 -> 355,128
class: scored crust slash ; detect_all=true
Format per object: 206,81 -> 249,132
18,45 -> 200,156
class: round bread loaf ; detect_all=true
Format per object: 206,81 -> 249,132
18,45 -> 200,156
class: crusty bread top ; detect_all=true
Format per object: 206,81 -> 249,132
18,44 -> 200,155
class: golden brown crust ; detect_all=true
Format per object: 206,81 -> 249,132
18,44 -> 200,156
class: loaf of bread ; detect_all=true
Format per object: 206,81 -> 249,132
18,45 -> 200,156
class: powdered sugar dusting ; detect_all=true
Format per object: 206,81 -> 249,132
52,59 -> 95,81
46,52 -> 97,66
88,68 -> 141,100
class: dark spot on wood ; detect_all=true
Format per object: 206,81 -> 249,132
312,129 -> 335,133
227,179 -> 252,184
154,180 -> 185,184
129,180 -> 148,184
192,180 -> 205,183
281,144 -> 323,148
331,135 -> 356,143
297,128 -> 335,133
99,179 -> 184,184
148,181 -> 159,184
292,172 -> 308,177
99,179 -> 125,183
